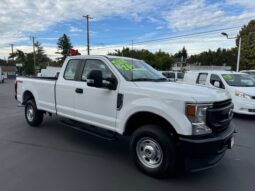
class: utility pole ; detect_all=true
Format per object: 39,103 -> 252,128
10,44 -> 14,59
31,36 -> 36,74
8,44 -> 14,63
236,37 -> 241,72
221,32 -> 241,72
83,15 -> 93,55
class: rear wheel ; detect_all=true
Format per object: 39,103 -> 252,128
25,99 -> 43,127
130,125 -> 176,178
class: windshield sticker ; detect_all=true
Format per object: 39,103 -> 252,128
133,69 -> 141,74
112,59 -> 132,71
223,74 -> 233,80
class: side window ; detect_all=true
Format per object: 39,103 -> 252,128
81,59 -> 114,81
168,72 -> 175,79
177,72 -> 184,79
197,73 -> 208,85
64,60 -> 80,80
210,74 -> 225,89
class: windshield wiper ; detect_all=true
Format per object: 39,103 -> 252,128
131,78 -> 155,81
153,78 -> 168,82
131,78 -> 167,82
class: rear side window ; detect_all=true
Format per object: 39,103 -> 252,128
197,73 -> 208,85
162,72 -> 175,78
177,72 -> 184,79
64,60 -> 80,80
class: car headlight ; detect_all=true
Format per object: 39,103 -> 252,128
186,104 -> 213,135
235,91 -> 252,100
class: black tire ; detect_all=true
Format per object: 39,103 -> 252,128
25,99 -> 44,127
130,125 -> 176,178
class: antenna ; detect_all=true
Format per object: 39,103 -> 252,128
131,40 -> 134,80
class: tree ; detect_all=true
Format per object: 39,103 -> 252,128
188,48 -> 237,69
174,46 -> 188,61
56,34 -> 73,63
236,20 -> 255,69
9,41 -> 52,75
34,41 -> 51,68
109,47 -> 174,70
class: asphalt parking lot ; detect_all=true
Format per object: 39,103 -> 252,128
0,80 -> 254,191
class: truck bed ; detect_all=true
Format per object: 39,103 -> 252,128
19,76 -> 58,80
17,76 -> 57,114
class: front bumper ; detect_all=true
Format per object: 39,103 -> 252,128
233,98 -> 255,115
178,124 -> 235,172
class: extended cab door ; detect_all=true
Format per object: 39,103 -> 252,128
74,58 -> 119,131
196,73 -> 208,85
56,59 -> 83,119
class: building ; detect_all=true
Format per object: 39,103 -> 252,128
0,63 -> 17,79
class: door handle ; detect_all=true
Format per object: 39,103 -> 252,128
75,88 -> 83,94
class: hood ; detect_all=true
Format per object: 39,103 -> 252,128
231,87 -> 255,96
134,82 -> 230,103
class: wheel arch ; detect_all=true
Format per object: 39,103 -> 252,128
22,90 -> 35,105
123,111 -> 178,137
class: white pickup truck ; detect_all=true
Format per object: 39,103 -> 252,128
15,55 -> 235,177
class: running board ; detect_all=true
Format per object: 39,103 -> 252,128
60,119 -> 118,141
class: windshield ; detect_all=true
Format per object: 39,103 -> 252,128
222,74 -> 255,87
109,58 -> 167,81
246,72 -> 255,79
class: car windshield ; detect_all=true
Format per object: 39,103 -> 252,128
246,72 -> 255,79
222,74 -> 255,87
109,58 -> 167,81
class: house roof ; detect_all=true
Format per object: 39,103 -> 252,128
0,63 -> 16,67
0,65 -> 17,72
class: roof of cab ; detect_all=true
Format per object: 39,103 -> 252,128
185,70 -> 244,75
66,55 -> 139,61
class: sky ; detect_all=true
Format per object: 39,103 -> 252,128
0,0 -> 255,60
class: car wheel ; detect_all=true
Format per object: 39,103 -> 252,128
130,125 -> 176,178
25,99 -> 43,127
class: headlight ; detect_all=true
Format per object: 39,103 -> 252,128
235,91 -> 252,100
186,104 -> 213,135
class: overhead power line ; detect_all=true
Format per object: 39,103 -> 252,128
93,26 -> 241,50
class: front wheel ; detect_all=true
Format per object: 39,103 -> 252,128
130,125 -> 176,178
25,99 -> 44,127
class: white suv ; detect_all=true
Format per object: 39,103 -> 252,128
240,70 -> 255,79
184,70 -> 255,115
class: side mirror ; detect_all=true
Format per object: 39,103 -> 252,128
56,72 -> 60,79
87,70 -> 103,88
104,77 -> 117,90
213,81 -> 220,88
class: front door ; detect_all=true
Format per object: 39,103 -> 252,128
74,59 -> 119,131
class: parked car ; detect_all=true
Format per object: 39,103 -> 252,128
15,56 -> 234,177
240,70 -> 255,79
160,71 -> 184,81
0,67 -> 4,83
40,66 -> 61,77
184,70 -> 255,115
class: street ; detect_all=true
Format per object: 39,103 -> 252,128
0,80 -> 254,191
